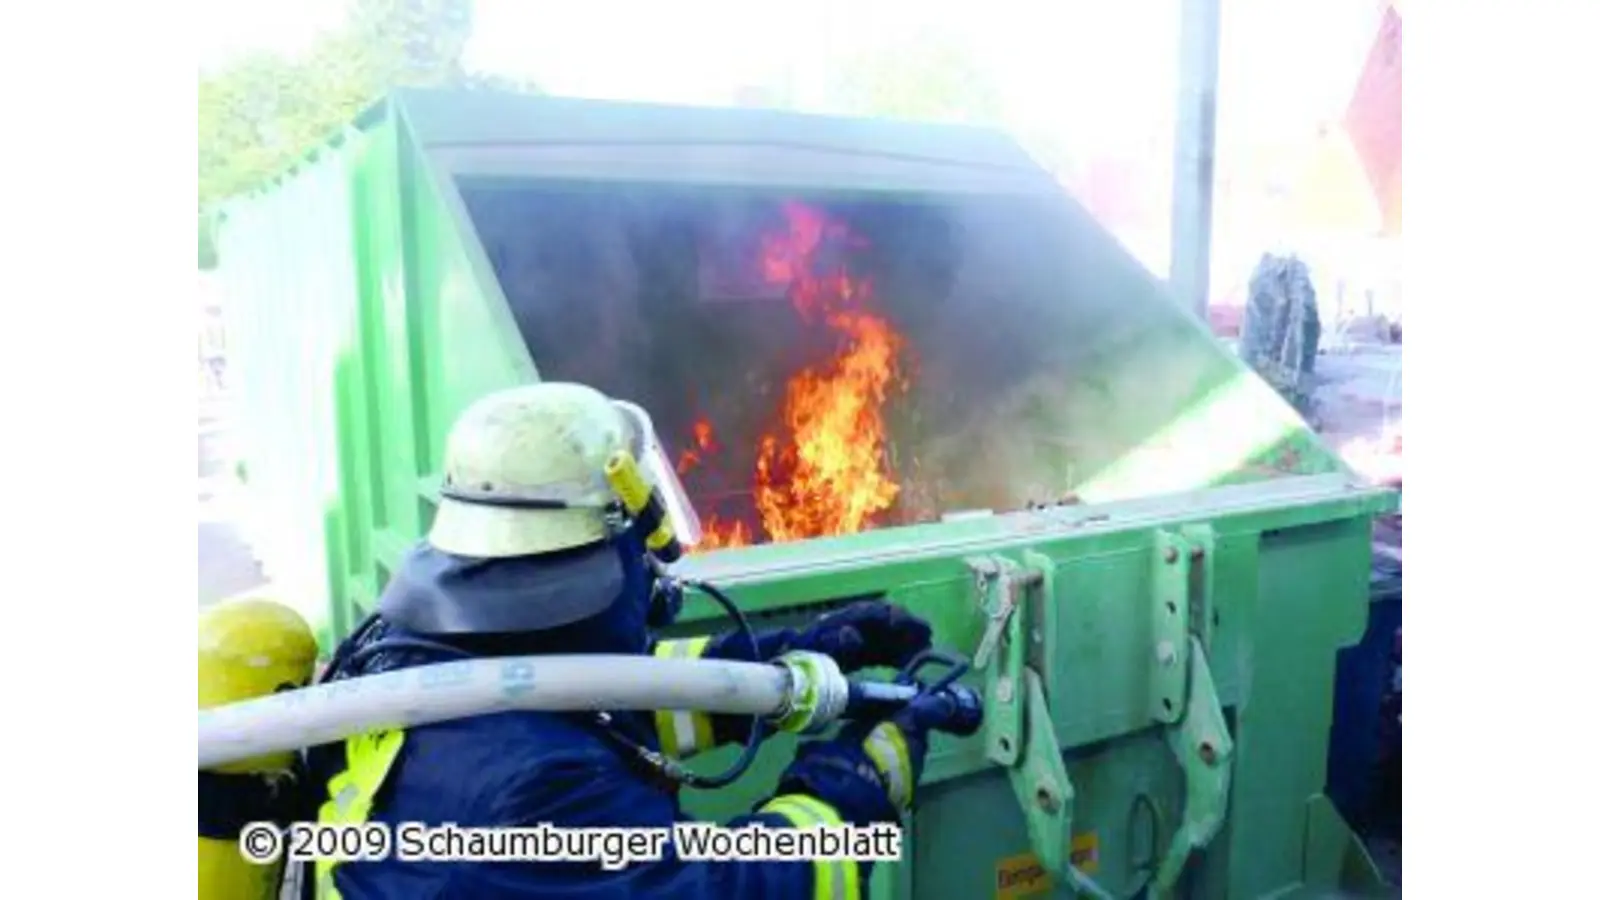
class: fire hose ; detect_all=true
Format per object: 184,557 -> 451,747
199,642 -> 982,772
198,594 -> 981,900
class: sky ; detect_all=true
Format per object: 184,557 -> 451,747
198,0 -> 1381,154
197,0 -> 346,73
197,0 -> 1389,280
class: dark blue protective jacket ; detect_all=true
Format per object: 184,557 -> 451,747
304,620 -> 887,900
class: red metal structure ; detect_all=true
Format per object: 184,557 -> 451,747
1345,3 -> 1402,237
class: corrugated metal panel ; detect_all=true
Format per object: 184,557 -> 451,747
215,140 -> 362,634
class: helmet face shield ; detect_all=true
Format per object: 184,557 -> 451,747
613,401 -> 705,550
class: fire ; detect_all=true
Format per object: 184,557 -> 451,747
674,419 -> 755,551
677,201 -> 908,551
675,420 -> 716,476
696,515 -> 754,551
753,309 -> 904,542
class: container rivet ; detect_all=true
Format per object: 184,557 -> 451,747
1156,641 -> 1177,667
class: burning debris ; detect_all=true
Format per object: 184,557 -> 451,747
677,202 -> 910,550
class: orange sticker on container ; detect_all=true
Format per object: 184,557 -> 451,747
1071,832 -> 1100,874
995,852 -> 1052,900
994,834 -> 1099,900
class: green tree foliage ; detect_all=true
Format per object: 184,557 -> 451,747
829,35 -> 1003,126
199,0 -> 532,268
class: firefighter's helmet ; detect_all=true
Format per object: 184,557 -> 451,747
427,382 -> 702,559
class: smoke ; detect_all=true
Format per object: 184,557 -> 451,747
463,178 -> 1256,534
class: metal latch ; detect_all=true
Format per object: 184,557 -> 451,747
967,530 -> 1232,899
1148,526 -> 1234,899
967,555 -> 1112,900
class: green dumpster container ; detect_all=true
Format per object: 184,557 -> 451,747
216,89 -> 1399,898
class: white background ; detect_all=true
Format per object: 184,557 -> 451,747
3,1 -> 1591,894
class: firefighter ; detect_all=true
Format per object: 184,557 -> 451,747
306,381 -> 975,899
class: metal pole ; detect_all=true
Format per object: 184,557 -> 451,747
1169,0 -> 1222,320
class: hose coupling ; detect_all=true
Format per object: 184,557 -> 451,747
770,650 -> 849,735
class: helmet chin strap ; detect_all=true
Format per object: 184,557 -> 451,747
436,483 -> 616,512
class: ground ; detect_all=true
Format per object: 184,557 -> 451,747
1311,343 -> 1402,472
198,395 -> 266,608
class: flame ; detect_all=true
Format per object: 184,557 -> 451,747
679,201 -> 908,551
752,308 -> 904,542
697,516 -> 754,551
675,420 -> 716,476
673,418 -> 755,549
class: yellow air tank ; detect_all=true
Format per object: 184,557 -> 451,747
199,598 -> 318,900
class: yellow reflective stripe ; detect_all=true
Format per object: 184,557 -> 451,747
656,636 -> 713,659
758,794 -> 862,900
652,637 -> 715,758
316,867 -> 342,900
314,728 -> 405,899
655,709 -> 683,758
862,722 -> 914,809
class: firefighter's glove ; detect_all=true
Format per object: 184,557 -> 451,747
697,601 -> 932,674
772,690 -> 965,827
790,601 -> 933,674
